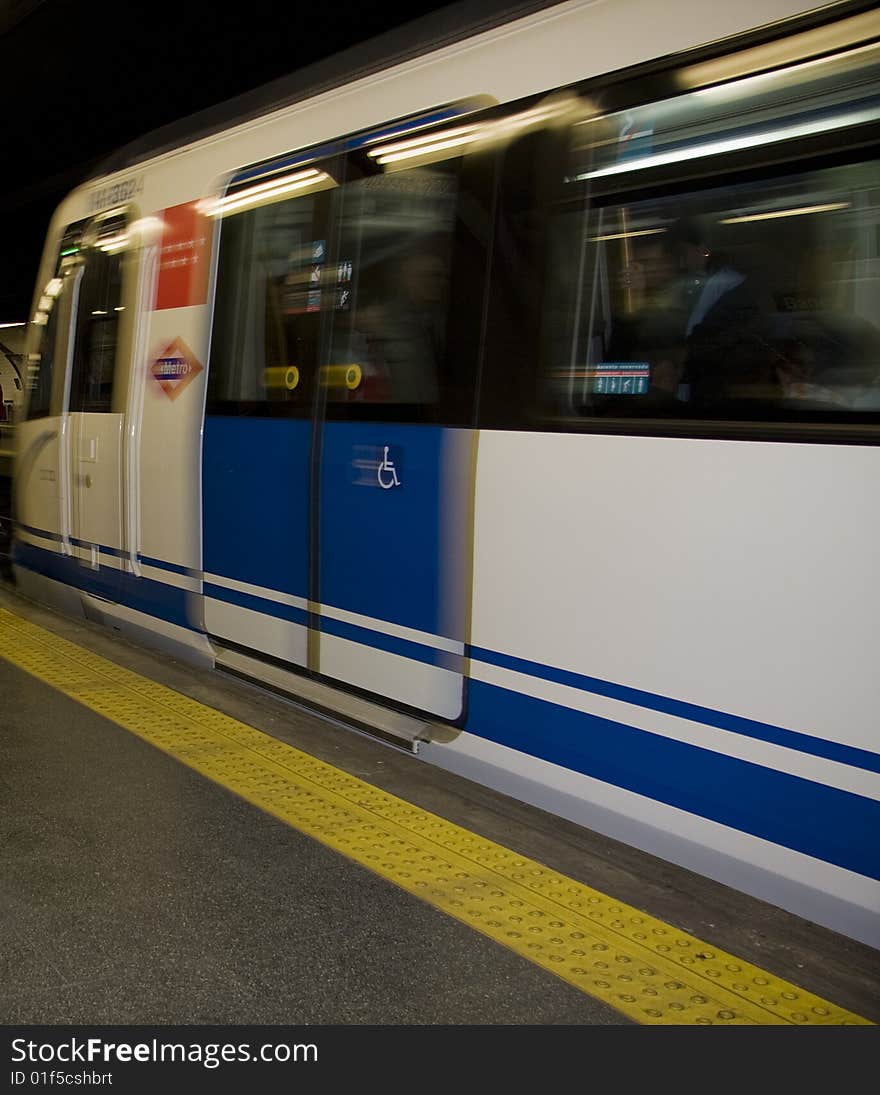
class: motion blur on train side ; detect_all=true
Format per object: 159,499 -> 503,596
0,322 -> 25,423
0,321 -> 25,567
10,0 -> 880,949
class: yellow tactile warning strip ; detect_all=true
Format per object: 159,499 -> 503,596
0,606 -> 871,1026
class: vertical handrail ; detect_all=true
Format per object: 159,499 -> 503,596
125,243 -> 158,580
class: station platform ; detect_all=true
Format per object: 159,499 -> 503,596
1,583 -> 878,1027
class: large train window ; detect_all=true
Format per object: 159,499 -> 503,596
68,214 -> 127,414
208,122 -> 493,424
544,38 -> 880,426
207,166 -> 338,415
546,159 -> 880,421
480,35 -> 880,430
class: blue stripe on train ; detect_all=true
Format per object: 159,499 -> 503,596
15,537 -> 878,878
466,677 -> 880,881
319,613 -> 462,673
17,522 -> 62,543
17,519 -> 880,779
469,645 -> 880,776
204,581 -> 461,671
204,582 -> 309,628
140,554 -> 195,577
14,541 -> 194,630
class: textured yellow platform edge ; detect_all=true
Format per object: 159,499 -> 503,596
0,607 -> 870,1025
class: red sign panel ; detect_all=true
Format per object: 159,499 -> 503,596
154,202 -> 211,311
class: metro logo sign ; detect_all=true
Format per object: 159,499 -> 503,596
150,337 -> 203,400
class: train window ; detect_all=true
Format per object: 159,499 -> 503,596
68,217 -> 127,414
207,179 -> 335,416
519,40 -> 880,430
26,292 -> 61,420
477,119 -> 569,430
208,135 -> 491,423
25,224 -> 85,420
321,121 -> 496,427
542,159 -> 880,422
579,38 -> 880,189
321,162 -> 462,422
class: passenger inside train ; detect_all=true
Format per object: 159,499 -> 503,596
537,36 -> 880,424
608,219 -> 707,402
546,159 -> 880,418
351,236 -> 451,407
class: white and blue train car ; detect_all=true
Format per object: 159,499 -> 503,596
12,0 -> 880,947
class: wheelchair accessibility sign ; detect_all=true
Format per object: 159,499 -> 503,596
378,446 -> 400,489
351,444 -> 403,489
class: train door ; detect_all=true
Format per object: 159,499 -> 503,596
202,160 -> 338,667
203,123 -> 491,723
15,215 -> 128,599
64,214 -> 129,597
312,135 -> 489,720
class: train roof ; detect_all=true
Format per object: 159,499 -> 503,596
87,0 -> 561,181
87,0 -> 873,184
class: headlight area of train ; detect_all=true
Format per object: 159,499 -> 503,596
0,603 -> 871,1026
9,0 -> 880,979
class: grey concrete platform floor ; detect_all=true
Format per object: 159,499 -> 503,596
1,584 -> 878,1024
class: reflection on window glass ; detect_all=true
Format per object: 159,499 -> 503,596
539,40 -> 880,425
208,162 -> 463,421
544,159 -> 880,420
326,166 -> 459,416
26,225 -> 85,420
70,223 -> 125,414
209,193 -> 331,411
27,299 -> 60,420
572,40 -> 880,183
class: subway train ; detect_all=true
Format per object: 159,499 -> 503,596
0,323 -> 26,563
0,323 -> 25,424
11,0 -> 880,948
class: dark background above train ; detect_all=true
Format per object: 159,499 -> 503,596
0,0 -> 495,319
